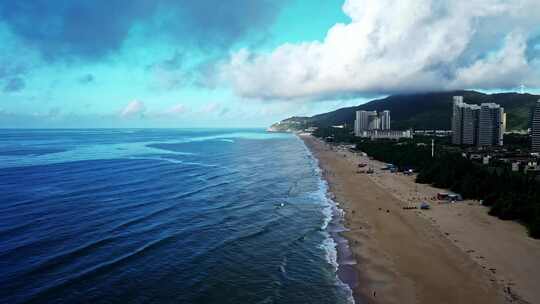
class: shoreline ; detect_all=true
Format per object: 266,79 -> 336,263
305,136 -> 358,303
300,134 -> 540,304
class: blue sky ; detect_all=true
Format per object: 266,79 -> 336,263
0,0 -> 539,128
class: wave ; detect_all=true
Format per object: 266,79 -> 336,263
18,237 -> 117,279
203,170 -> 239,182
12,215 -> 189,284
0,159 -> 213,214
0,129 -> 289,170
1,130 -> 356,303
298,135 -> 356,304
0,220 -> 36,239
23,234 -> 178,303
320,235 -> 339,269
97,181 -> 234,231
0,140 -> 194,169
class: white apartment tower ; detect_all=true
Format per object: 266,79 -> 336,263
452,96 -> 464,145
451,96 -> 505,146
354,110 -> 391,136
367,114 -> 380,130
380,110 -> 391,130
354,111 -> 372,135
532,100 -> 540,152
452,96 -> 479,145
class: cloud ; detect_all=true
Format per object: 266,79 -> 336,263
219,107 -> 230,116
149,69 -> 185,91
218,0 -> 540,100
47,107 -> 62,119
146,52 -> 218,91
199,102 -> 221,114
3,77 -> 25,93
194,103 -> 233,117
452,32 -> 537,88
163,0 -> 286,51
0,62 -> 28,80
0,1 -> 286,61
120,100 -> 146,118
163,104 -> 190,116
526,35 -> 540,61
147,53 -> 186,91
146,52 -> 222,91
0,1 -> 157,61
151,52 -> 184,71
78,74 -> 95,84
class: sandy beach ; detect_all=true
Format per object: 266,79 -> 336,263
302,135 -> 540,304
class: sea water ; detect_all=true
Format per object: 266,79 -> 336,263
0,129 -> 354,304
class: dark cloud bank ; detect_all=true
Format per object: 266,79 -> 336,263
0,0 -> 286,61
3,77 -> 25,93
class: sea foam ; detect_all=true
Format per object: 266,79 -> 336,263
300,136 -> 356,304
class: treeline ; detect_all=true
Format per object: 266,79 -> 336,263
312,126 -> 356,143
355,140 -> 540,238
504,133 -> 530,151
417,153 -> 540,238
357,139 -> 433,170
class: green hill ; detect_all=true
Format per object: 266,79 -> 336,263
273,91 -> 540,131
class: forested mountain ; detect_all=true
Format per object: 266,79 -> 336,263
273,91 -> 540,131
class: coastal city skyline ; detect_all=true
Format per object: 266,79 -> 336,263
1,0 -> 540,128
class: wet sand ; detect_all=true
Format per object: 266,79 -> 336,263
302,135 -> 540,304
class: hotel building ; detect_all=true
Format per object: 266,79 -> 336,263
451,96 -> 505,146
531,100 -> 540,152
354,110 -> 391,136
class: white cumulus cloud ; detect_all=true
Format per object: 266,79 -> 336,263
199,102 -> 221,114
163,104 -> 190,116
120,100 -> 146,118
217,0 -> 540,100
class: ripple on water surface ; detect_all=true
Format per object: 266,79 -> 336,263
0,129 -> 354,304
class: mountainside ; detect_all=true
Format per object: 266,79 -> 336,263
273,91 -> 540,131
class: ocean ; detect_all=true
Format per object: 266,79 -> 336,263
0,129 -> 355,304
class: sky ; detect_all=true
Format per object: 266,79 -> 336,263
0,0 -> 539,128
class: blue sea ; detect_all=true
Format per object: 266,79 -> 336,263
0,129 -> 355,304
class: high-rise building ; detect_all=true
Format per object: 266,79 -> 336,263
354,111 -> 361,136
452,97 -> 479,145
451,96 -> 504,146
452,97 -> 464,145
354,110 -> 367,136
531,100 -> 540,152
354,110 -> 388,136
462,103 -> 480,145
367,114 -> 380,130
380,110 -> 391,130
500,111 -> 506,146
478,103 -> 505,146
